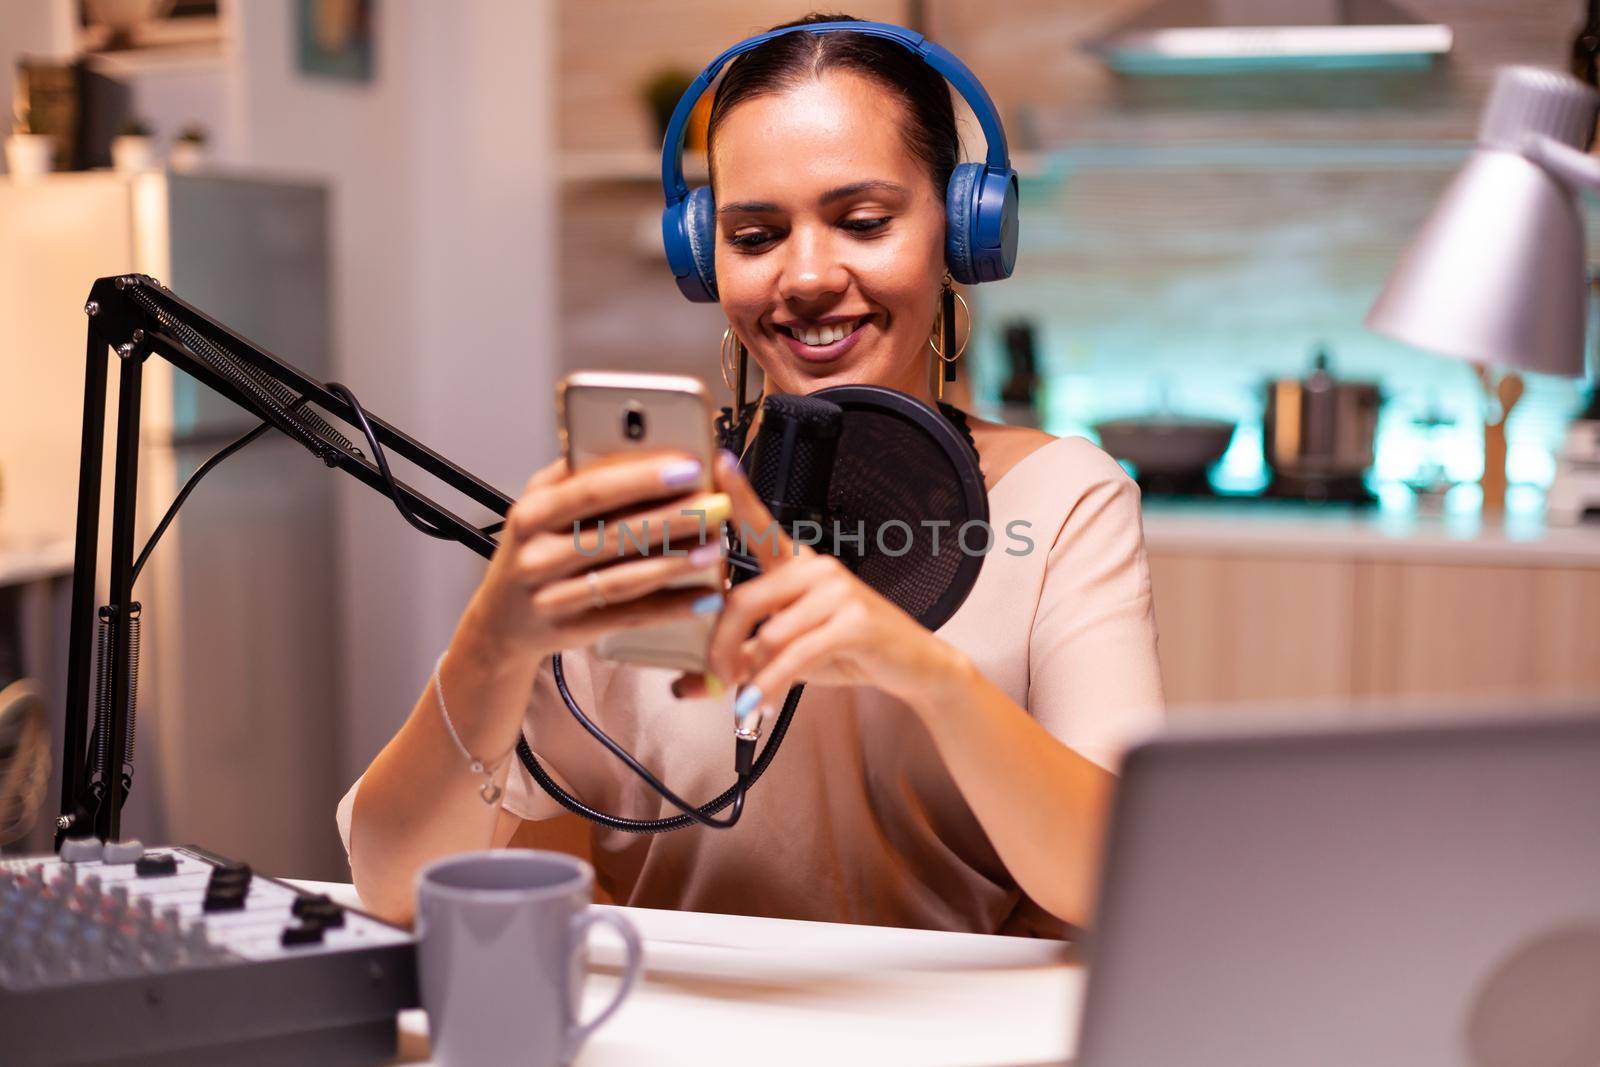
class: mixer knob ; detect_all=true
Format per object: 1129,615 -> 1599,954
280,922 -> 325,947
37,929 -> 72,983
202,865 -> 250,911
295,897 -> 346,929
141,916 -> 181,963
182,921 -> 214,963
108,923 -> 149,976
206,862 -> 252,890
203,887 -> 247,912
74,925 -> 110,979
45,908 -> 82,939
135,852 -> 178,877
2,937 -> 36,989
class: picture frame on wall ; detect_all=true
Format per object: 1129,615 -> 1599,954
297,0 -> 375,83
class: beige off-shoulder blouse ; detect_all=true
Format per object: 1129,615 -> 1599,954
338,435 -> 1165,935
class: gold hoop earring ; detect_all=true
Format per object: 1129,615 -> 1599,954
720,327 -> 740,393
927,276 -> 971,401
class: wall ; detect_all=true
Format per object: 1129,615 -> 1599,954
227,0 -> 558,864
555,0 -> 1598,507
945,0 -> 1598,498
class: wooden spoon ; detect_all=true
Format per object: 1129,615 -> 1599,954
1498,371 -> 1525,425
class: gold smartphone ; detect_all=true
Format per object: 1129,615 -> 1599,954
557,371 -> 721,673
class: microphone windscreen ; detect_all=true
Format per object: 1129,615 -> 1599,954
813,386 -> 987,632
747,394 -> 843,527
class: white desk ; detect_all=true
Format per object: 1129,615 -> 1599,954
293,880 -> 1083,1067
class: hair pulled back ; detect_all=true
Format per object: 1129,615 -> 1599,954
707,12 -> 960,200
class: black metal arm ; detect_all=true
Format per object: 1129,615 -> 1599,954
58,273 -> 514,844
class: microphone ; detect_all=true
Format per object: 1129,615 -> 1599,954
730,388 -> 988,634
734,394 -> 844,584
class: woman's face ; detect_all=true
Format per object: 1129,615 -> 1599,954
710,72 -> 947,400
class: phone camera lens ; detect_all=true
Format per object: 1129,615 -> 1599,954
623,408 -> 646,441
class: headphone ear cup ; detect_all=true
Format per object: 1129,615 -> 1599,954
684,185 -> 720,303
943,163 -> 982,286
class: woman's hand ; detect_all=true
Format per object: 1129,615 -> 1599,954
675,452 -> 965,720
460,451 -> 727,668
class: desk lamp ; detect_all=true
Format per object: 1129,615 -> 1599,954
1366,66 -> 1599,516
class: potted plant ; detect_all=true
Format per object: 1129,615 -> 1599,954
111,117 -> 156,172
640,68 -> 711,149
4,108 -> 56,182
170,123 -> 208,172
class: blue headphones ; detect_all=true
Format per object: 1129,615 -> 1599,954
659,20 -> 1020,303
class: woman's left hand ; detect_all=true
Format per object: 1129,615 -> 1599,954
672,451 -> 961,719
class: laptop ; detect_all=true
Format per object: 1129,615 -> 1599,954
1074,708 -> 1600,1067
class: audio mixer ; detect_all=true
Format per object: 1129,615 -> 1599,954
0,841 -> 416,1065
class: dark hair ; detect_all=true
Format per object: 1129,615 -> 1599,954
706,12 -> 959,199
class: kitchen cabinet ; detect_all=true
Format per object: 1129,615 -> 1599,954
1148,553 -> 1357,708
1353,562 -> 1600,701
1149,542 -> 1600,714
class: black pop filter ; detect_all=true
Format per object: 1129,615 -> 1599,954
811,385 -> 987,633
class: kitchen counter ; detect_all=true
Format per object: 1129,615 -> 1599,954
1140,501 -> 1600,567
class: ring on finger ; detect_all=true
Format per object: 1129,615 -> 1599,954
586,570 -> 608,609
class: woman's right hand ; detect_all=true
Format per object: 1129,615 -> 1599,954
459,451 -> 726,668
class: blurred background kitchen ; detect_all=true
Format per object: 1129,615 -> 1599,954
2,0 -> 1598,881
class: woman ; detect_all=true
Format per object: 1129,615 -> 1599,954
339,14 -> 1164,936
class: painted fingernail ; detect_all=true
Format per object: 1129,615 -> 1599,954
733,685 -> 762,719
691,493 -> 732,527
691,592 -> 724,616
718,449 -> 742,472
705,673 -> 725,697
661,459 -> 703,489
688,542 -> 722,567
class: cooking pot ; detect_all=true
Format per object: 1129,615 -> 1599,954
1094,415 -> 1237,477
1263,349 -> 1381,481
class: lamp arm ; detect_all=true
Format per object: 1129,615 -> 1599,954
1523,133 -> 1600,191
59,274 -> 513,843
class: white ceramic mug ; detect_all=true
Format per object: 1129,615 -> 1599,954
415,849 -> 643,1067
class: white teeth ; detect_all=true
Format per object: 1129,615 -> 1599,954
791,319 -> 858,347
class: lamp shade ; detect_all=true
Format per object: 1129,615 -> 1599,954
1365,67 -> 1600,378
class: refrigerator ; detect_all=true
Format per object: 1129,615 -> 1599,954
0,170 -> 346,878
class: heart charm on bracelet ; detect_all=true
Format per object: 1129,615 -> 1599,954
480,781 -> 504,805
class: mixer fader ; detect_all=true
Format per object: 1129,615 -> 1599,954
1,842 -> 416,1065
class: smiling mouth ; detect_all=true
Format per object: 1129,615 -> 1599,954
776,317 -> 866,347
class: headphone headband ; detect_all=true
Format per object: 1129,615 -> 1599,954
659,20 -> 1012,205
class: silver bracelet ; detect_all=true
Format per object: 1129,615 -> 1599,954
433,651 -> 504,806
